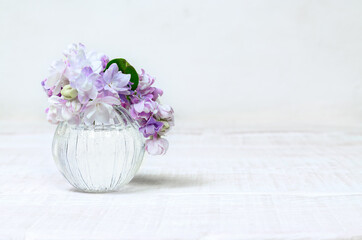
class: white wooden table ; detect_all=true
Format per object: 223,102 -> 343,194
1,124 -> 362,239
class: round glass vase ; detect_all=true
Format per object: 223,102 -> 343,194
52,106 -> 145,193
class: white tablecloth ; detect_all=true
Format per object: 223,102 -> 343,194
1,126 -> 362,239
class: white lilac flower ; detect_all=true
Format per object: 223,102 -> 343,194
46,106 -> 61,124
156,104 -> 174,121
46,96 -> 82,125
73,67 -> 100,104
65,43 -> 104,81
63,43 -> 86,57
103,63 -> 131,95
155,104 -> 174,135
61,100 -> 82,125
44,59 -> 68,95
83,93 -> 121,125
46,96 -> 63,123
145,137 -> 169,155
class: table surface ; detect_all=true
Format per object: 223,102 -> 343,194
1,125 -> 362,240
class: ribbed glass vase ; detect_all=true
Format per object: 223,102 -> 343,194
52,106 -> 145,193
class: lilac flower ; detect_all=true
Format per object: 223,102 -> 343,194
45,44 -> 106,96
46,96 -> 65,123
149,87 -> 163,101
145,137 -> 169,155
137,69 -> 163,100
156,104 -> 174,121
119,94 -> 131,109
46,96 -> 82,124
63,43 -> 86,57
129,97 -> 158,120
46,105 -> 62,124
61,100 -> 82,125
73,67 -> 101,104
139,117 -> 164,138
46,107 -> 60,124
137,69 -> 154,94
83,93 -> 121,125
103,63 -> 131,95
158,120 -> 171,135
41,79 -> 54,97
65,43 -> 104,80
84,51 -> 104,73
45,59 -> 68,95
42,43 -> 174,156
100,55 -> 109,70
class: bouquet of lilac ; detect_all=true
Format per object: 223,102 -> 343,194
41,43 -> 174,155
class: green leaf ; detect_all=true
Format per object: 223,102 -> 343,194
105,58 -> 139,90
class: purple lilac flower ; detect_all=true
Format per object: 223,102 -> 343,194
103,63 -> 131,95
73,67 -> 101,104
129,97 -> 158,120
47,88 -> 54,97
137,69 -> 154,94
137,69 -> 163,100
149,87 -> 163,101
139,117 -> 164,138
119,94 -> 131,109
100,55 -> 109,70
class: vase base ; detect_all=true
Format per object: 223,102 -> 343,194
71,187 -> 125,193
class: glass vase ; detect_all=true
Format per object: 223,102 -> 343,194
52,106 -> 145,193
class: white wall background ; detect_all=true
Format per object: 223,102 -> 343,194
1,0 -> 362,130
